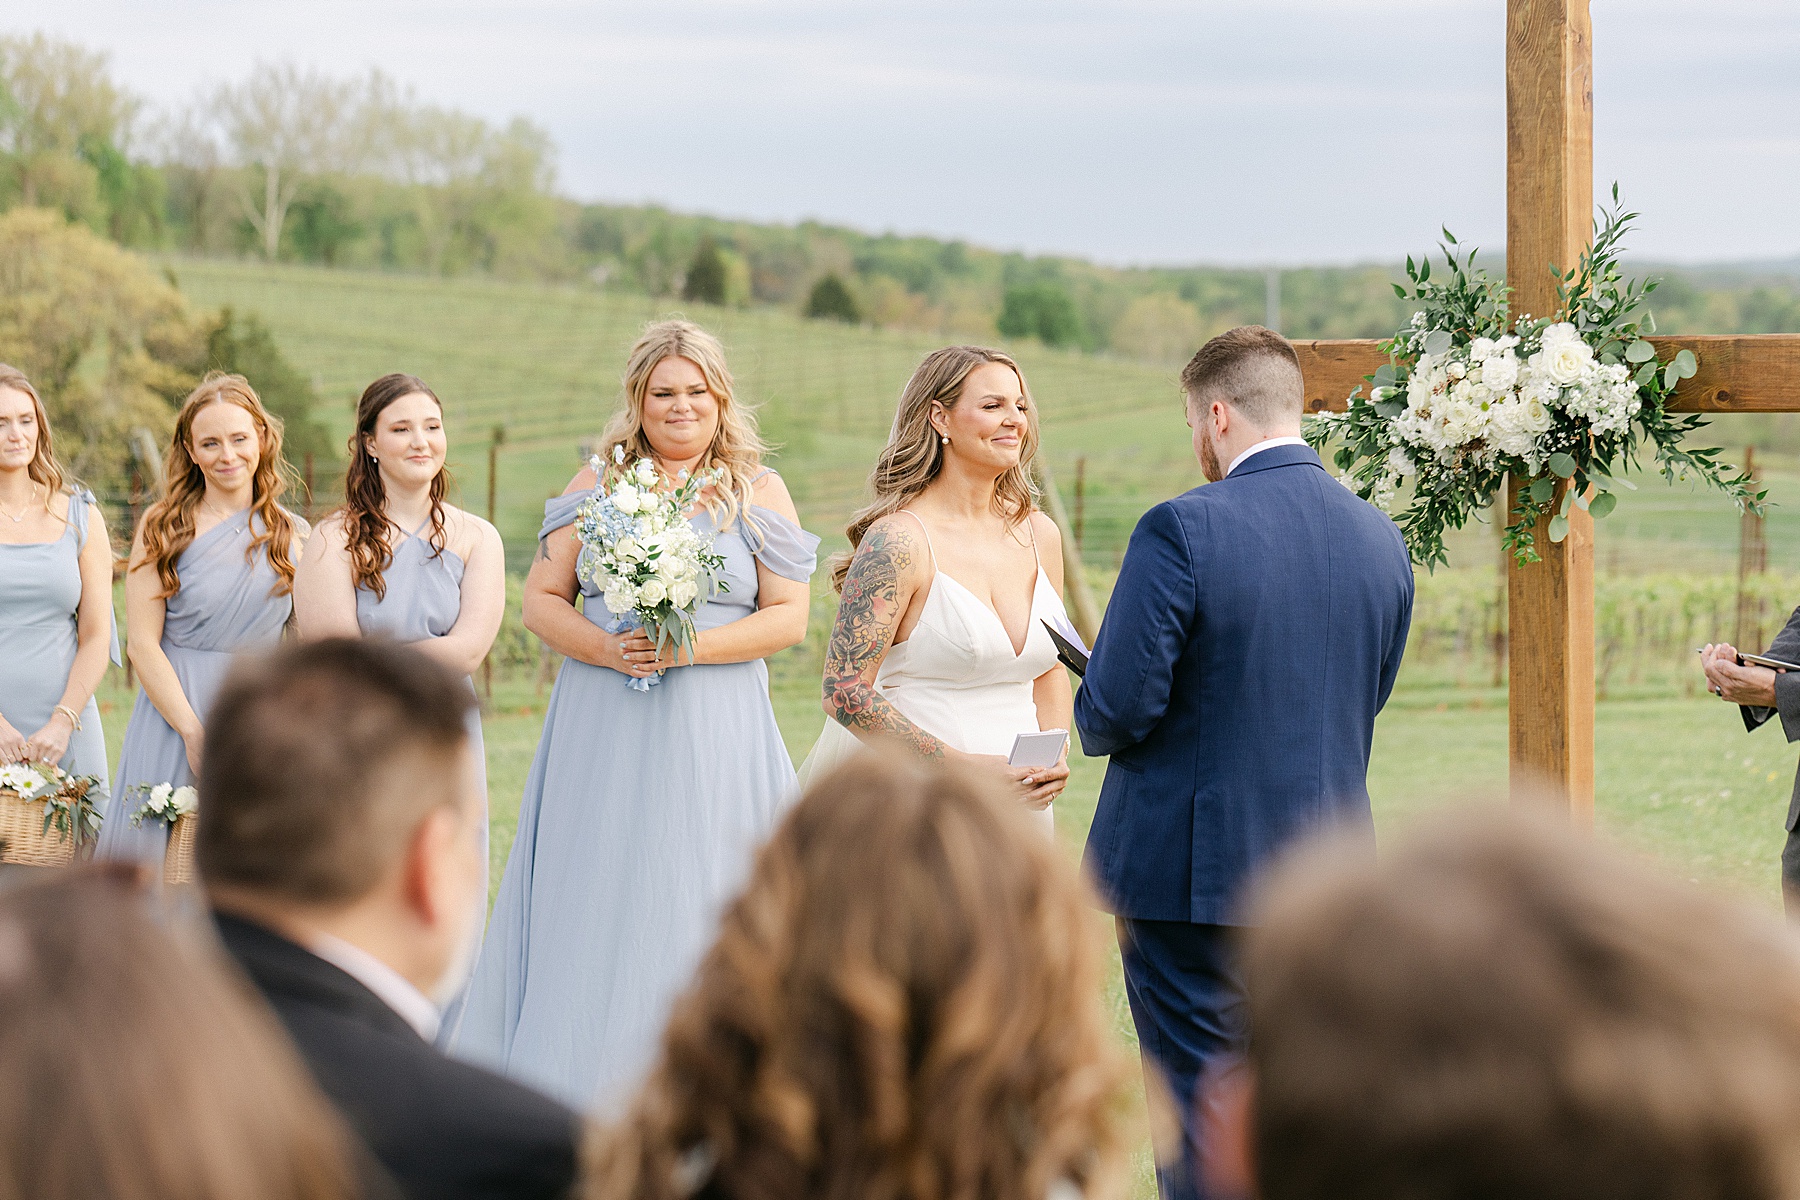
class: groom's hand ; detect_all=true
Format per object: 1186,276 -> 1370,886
1014,760 -> 1069,810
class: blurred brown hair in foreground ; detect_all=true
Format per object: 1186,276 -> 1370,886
0,868 -> 358,1200
585,751 -> 1135,1200
1235,807 -> 1800,1200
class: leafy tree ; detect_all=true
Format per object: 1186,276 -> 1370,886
1109,292 -> 1207,363
0,34 -> 138,230
682,235 -> 727,305
0,207 -> 200,492
997,282 -> 1083,348
284,180 -> 359,264
203,306 -> 329,461
805,273 -> 860,323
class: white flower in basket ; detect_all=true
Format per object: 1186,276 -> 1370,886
573,446 -> 729,692
129,781 -> 198,828
1,761 -> 106,846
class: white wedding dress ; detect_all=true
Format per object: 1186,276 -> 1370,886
799,511 -> 1070,832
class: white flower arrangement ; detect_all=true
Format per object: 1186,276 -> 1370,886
1,761 -> 105,846
1307,192 -> 1762,568
128,781 -> 198,828
573,445 -> 728,691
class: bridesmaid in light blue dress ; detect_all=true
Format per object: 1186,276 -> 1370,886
0,365 -> 115,791
100,375 -> 307,863
293,372 -> 505,905
449,320 -> 818,1111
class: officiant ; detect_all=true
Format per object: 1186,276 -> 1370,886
1702,630 -> 1800,916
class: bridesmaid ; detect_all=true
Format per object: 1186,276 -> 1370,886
448,320 -> 819,1111
99,374 -> 308,863
0,364 -> 114,789
293,373 -> 504,897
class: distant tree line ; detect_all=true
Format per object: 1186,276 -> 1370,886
3,30 -> 1795,366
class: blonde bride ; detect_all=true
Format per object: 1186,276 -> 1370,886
800,346 -> 1072,828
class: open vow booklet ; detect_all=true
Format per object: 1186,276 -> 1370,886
1042,613 -> 1090,677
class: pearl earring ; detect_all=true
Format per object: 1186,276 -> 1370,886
941,435 -> 950,445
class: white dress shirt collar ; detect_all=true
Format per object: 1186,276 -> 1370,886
1227,436 -> 1310,477
308,931 -> 441,1042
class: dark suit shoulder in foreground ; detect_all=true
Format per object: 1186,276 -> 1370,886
214,912 -> 579,1200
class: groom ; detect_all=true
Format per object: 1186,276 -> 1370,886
1074,326 -> 1414,1200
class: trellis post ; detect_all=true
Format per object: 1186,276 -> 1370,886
1505,0 -> 1595,820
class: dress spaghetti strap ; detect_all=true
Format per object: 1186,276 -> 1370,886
896,509 -> 937,571
1024,512 -> 1041,570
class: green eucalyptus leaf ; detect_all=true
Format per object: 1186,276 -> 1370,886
1547,452 -> 1577,478
1589,490 -> 1618,519
1423,330 -> 1453,357
1559,488 -> 1575,517
1575,492 -> 1591,510
1673,348 -> 1698,379
1372,363 -> 1397,388
1625,339 -> 1656,363
1635,362 -> 1658,387
1663,362 -> 1680,390
1548,515 -> 1570,543
1529,477 -> 1556,505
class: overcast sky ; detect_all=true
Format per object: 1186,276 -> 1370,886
14,1 -> 1799,266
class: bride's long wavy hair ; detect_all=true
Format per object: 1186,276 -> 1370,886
137,373 -> 300,598
583,752 -> 1135,1200
830,347 -> 1039,591
599,321 -> 769,540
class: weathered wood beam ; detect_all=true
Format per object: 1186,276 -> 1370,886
1295,334 -> 1800,415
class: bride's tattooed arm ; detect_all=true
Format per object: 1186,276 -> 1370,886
822,519 -> 947,759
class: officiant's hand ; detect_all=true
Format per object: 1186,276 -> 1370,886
1702,642 -> 1781,708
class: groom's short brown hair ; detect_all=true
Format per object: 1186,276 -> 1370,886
197,637 -> 472,904
1180,325 -> 1303,428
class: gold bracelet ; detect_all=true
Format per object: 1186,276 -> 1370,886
53,705 -> 82,732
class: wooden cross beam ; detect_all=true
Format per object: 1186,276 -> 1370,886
1289,0 -> 1800,822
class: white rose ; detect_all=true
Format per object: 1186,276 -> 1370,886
615,536 -> 643,562
172,786 -> 198,816
150,783 -> 172,808
633,460 -> 659,488
612,485 -> 642,515
1385,446 -> 1416,478
1470,337 -> 1496,360
1542,339 -> 1591,386
670,579 -> 699,608
1446,359 -> 1468,381
638,578 -> 668,606
1539,321 -> 1582,348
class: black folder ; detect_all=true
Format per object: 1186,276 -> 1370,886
1043,620 -> 1089,677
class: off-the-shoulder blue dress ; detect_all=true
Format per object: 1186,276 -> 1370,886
447,475 -> 819,1110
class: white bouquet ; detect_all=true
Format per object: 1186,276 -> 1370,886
574,446 -> 727,691
128,781 -> 198,828
1,760 -> 105,845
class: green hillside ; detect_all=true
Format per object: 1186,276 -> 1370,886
167,257 -> 1208,571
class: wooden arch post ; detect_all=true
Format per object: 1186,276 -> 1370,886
1505,0 -> 1594,822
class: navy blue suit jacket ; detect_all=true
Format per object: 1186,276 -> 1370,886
1075,443 -> 1414,924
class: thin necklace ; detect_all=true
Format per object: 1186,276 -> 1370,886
0,483 -> 41,523
200,497 -> 246,524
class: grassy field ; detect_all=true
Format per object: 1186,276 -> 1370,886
118,258 -> 1800,1196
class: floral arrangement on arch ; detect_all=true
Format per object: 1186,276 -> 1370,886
574,446 -> 728,691
1304,191 -> 1763,569
0,761 -> 105,847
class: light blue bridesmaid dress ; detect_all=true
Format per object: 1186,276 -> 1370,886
447,474 -> 819,1111
99,510 -> 291,862
0,488 -> 114,789
353,519 -> 490,902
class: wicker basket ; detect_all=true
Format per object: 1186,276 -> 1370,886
163,812 -> 198,886
0,787 -> 83,867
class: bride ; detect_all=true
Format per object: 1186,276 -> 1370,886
800,345 -> 1072,826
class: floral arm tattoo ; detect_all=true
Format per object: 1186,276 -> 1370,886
822,522 -> 948,759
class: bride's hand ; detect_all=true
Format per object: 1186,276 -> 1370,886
1014,758 -> 1069,810
600,630 -> 665,678
967,752 -> 1068,811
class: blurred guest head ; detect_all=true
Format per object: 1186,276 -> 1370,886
1179,326 -> 1303,481
199,636 -> 484,1004
1209,809 -> 1800,1200
585,752 -> 1134,1200
0,868 -> 357,1200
